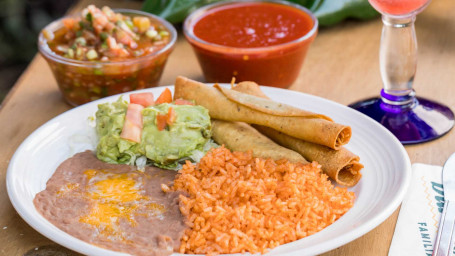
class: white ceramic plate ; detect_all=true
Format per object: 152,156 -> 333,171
6,85 -> 411,256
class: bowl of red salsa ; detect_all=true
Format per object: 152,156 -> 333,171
39,5 -> 177,106
184,0 -> 318,88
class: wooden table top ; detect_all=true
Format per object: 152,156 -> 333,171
1,0 -> 454,255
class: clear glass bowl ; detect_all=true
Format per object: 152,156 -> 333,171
184,0 -> 318,88
38,9 -> 177,106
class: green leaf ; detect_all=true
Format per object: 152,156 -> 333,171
143,0 -> 226,24
313,0 -> 378,26
287,0 -> 323,12
142,0 -> 379,27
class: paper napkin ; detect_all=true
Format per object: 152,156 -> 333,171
389,163 -> 450,256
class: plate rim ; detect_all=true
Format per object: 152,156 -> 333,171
6,84 -> 412,256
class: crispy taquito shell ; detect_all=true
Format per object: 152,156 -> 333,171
231,81 -> 363,186
255,125 -> 363,186
174,76 -> 351,149
211,120 -> 308,164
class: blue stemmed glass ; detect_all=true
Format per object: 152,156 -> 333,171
349,0 -> 454,144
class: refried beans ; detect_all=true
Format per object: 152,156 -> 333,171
34,150 -> 187,256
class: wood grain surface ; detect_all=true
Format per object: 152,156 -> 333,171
1,0 -> 454,255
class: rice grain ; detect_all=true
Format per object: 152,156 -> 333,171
172,146 -> 354,255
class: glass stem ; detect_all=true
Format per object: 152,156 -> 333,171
379,15 -> 417,107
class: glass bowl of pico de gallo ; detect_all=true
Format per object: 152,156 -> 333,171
38,5 -> 177,106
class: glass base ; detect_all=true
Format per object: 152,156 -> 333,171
349,96 -> 454,144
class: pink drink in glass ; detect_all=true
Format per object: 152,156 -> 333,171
350,0 -> 454,144
369,0 -> 429,15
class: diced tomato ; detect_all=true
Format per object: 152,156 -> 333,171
125,103 -> 144,128
156,113 -> 167,131
166,107 -> 176,126
155,88 -> 172,104
105,22 -> 115,32
156,107 -> 177,131
116,29 -> 135,48
120,119 -> 142,143
93,14 -> 109,33
63,18 -> 76,30
109,47 -> 130,58
120,103 -> 144,142
130,92 -> 154,107
174,98 -> 194,105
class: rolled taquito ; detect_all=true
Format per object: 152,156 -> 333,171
231,81 -> 363,186
255,125 -> 363,186
211,120 -> 308,164
174,76 -> 351,149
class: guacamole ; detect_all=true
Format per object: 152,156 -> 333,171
95,98 -> 212,169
